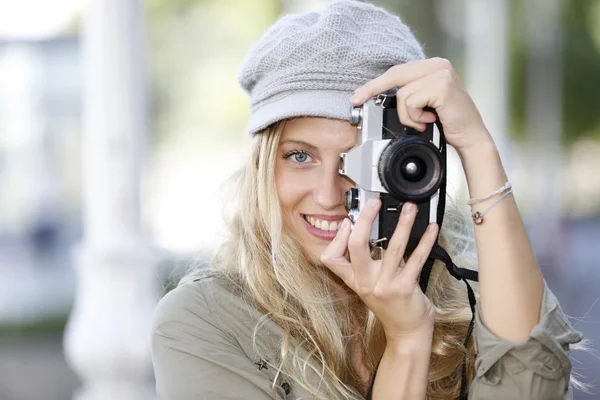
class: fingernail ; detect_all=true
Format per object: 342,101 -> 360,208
350,94 -> 359,103
403,202 -> 416,214
369,198 -> 379,208
427,223 -> 437,233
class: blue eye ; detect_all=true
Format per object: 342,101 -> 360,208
293,152 -> 308,162
284,150 -> 313,164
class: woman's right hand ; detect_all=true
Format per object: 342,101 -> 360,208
320,198 -> 438,344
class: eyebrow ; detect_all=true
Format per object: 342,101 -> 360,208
280,139 -> 355,153
279,139 -> 319,152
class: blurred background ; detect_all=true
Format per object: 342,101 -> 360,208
0,0 -> 598,399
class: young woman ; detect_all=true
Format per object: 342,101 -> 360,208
151,1 -> 585,399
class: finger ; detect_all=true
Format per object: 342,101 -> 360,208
347,197 -> 381,266
402,222 -> 439,283
320,218 -> 353,281
403,70 -> 453,118
406,93 -> 437,126
396,87 -> 425,132
396,76 -> 440,132
350,57 -> 454,105
379,202 -> 417,280
322,218 -> 351,260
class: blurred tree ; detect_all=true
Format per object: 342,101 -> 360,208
147,0 -> 199,13
145,0 -> 600,146
368,0 -> 600,147
373,0 -> 445,58
510,0 -> 600,145
562,0 -> 600,143
145,0 -> 280,146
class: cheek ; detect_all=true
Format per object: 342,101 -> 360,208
275,163 -> 311,217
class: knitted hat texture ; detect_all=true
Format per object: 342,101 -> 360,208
238,0 -> 425,135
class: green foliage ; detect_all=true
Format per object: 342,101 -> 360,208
508,0 -> 527,143
145,0 -> 600,147
563,0 -> 600,143
381,0 -> 600,146
145,0 -> 281,146
509,0 -> 600,145
147,0 -> 211,15
0,314 -> 69,338
371,0 -> 445,58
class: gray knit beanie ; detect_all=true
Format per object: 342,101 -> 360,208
238,0 -> 425,136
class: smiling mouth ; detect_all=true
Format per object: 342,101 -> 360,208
302,215 -> 344,232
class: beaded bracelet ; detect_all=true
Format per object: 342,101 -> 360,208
467,181 -> 512,206
471,189 -> 513,224
467,181 -> 513,225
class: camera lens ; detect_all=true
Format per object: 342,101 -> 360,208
401,157 -> 427,182
377,137 -> 444,203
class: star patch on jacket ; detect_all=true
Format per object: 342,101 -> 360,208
254,358 -> 269,371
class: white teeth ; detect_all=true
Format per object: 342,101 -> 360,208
305,216 -> 341,231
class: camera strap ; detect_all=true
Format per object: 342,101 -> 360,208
422,244 -> 479,400
417,121 -> 479,400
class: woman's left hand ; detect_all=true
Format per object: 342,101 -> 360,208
350,57 -> 493,155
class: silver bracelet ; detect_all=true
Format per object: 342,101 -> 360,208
467,181 -> 512,206
471,189 -> 513,225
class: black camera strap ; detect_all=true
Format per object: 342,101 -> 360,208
423,245 -> 479,400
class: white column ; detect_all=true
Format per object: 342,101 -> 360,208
63,0 -> 159,399
464,0 -> 511,164
430,0 -> 511,203
523,0 -> 564,266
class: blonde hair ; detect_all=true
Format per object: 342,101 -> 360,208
181,121 -> 589,399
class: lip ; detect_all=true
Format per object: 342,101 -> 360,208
303,214 -> 347,221
301,214 -> 347,241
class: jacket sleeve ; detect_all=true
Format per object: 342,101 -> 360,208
469,281 -> 584,400
151,283 -> 286,400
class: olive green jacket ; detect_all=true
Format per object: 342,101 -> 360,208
151,276 -> 583,399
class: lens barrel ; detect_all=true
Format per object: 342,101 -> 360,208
345,188 -> 359,210
378,137 -> 444,203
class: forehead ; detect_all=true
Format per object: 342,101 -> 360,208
280,117 -> 357,150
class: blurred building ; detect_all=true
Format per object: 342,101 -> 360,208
0,37 -> 80,324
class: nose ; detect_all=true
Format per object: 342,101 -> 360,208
313,165 -> 349,211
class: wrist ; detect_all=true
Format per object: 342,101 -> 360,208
386,331 -> 433,357
456,132 -> 498,162
457,136 -> 503,179
457,136 -> 509,204
375,331 -> 432,400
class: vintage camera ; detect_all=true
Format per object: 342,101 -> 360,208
339,91 -> 446,252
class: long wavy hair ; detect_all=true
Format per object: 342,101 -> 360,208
180,120 -> 588,399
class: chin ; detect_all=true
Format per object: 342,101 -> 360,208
290,223 -> 330,263
293,235 -> 321,262
306,243 -> 327,263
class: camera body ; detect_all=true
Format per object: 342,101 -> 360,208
339,91 -> 446,252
